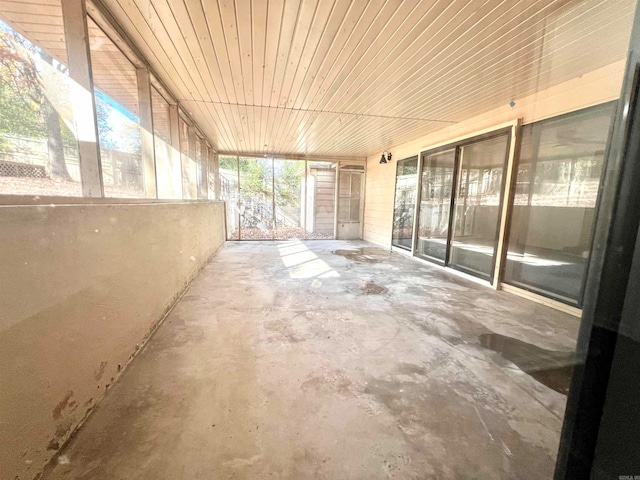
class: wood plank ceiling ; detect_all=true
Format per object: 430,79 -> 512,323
1,0 -> 636,158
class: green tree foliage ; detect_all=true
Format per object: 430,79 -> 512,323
0,29 -> 45,140
274,160 -> 303,208
239,158 -> 272,200
0,25 -> 74,179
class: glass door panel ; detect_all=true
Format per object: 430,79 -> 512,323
273,159 -> 306,240
239,157 -> 274,240
449,135 -> 509,280
219,156 -> 239,240
503,103 -> 615,306
415,149 -> 456,262
392,157 -> 418,250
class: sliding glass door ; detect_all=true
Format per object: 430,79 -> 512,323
410,130 -> 510,282
392,156 -> 418,250
502,102 -> 616,306
391,107 -> 615,304
449,135 -> 509,280
415,149 -> 456,262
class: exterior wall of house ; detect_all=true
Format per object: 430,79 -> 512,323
312,168 -> 336,236
363,61 -> 626,248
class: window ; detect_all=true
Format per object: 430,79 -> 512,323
179,117 -> 197,199
219,155 -> 239,239
88,18 -> 143,198
392,156 -> 418,250
503,102 -> 616,305
0,10 -> 82,196
152,87 -> 181,199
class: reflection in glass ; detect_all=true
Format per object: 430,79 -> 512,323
240,157 -> 274,240
219,155 -> 239,239
208,149 -> 217,200
274,159 -> 305,240
179,118 -> 197,199
152,87 -> 181,199
391,157 -> 418,250
449,135 -> 509,280
0,18 -> 82,196
504,103 -> 616,305
195,135 -> 206,199
88,18 -> 143,198
415,149 -> 455,262
304,161 -> 335,239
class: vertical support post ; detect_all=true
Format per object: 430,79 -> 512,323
188,125 -> 197,199
212,151 -> 221,200
200,140 -> 208,199
493,119 -> 522,288
237,155 -> 241,239
411,152 -> 424,255
168,105 -> 182,199
271,158 -> 276,239
61,0 -> 103,197
334,163 -> 340,239
136,68 -> 157,198
303,160 -> 307,239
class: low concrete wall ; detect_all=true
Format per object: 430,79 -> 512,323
0,200 -> 226,480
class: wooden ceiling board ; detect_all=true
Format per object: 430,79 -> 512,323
3,0 -> 634,158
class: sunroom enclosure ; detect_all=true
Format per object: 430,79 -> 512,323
220,156 -> 364,241
2,0 -> 640,479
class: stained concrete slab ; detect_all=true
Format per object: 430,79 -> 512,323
43,240 -> 579,479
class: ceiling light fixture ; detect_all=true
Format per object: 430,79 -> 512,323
380,150 -> 392,164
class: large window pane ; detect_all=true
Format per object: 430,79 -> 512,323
304,161 -> 335,239
239,157 -> 273,240
0,12 -> 82,196
391,156 -> 418,250
219,155 -> 239,239
179,117 -> 197,199
88,18 -> 143,198
504,102 -> 616,305
415,149 -> 455,262
449,134 -> 509,280
274,159 -> 305,240
152,87 -> 180,199
207,148 -> 217,200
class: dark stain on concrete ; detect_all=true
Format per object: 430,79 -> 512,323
52,391 -> 73,420
47,439 -> 60,451
332,247 -> 389,263
264,318 -> 306,343
360,281 -> 388,295
94,361 -> 107,380
480,333 -> 574,395
300,370 -> 353,395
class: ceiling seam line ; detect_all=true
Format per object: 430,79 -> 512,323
174,101 -> 457,123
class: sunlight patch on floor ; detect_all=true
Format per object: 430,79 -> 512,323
277,240 -> 340,279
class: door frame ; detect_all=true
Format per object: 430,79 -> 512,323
335,168 -> 365,240
413,120 -> 521,287
391,155 -> 419,252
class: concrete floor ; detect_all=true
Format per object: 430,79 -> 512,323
44,240 -> 579,479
